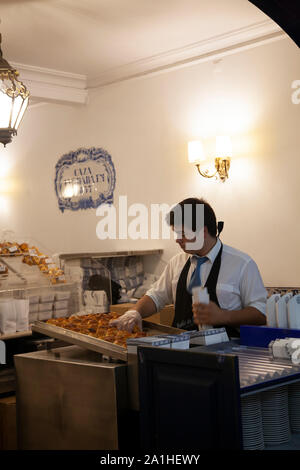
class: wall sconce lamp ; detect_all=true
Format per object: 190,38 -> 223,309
188,136 -> 232,182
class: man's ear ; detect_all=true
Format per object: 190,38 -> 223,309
203,226 -> 208,239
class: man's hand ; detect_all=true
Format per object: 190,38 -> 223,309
109,310 -> 142,332
192,301 -> 228,326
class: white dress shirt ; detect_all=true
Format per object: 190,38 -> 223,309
146,239 -> 267,315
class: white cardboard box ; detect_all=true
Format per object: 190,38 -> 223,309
127,336 -> 171,354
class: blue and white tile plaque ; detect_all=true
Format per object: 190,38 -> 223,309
55,147 -> 116,212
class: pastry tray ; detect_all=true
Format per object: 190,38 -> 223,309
0,253 -> 24,257
32,319 -> 182,361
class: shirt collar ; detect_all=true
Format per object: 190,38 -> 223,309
190,238 -> 221,265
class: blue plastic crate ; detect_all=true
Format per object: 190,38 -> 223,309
240,325 -> 300,348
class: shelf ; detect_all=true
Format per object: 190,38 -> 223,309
59,249 -> 163,260
0,330 -> 32,340
0,281 -> 77,294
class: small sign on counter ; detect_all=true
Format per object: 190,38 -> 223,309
127,336 -> 171,354
155,333 -> 190,349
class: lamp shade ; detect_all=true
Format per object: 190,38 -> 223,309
215,136 -> 232,158
188,140 -> 205,164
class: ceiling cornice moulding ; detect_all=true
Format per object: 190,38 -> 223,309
9,19 -> 286,99
11,62 -> 88,105
88,19 -> 286,88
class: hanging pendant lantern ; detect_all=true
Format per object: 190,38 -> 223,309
0,33 -> 29,146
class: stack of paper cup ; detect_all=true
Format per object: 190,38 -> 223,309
261,386 -> 291,446
192,286 -> 212,330
241,394 -> 265,450
288,381 -> 300,433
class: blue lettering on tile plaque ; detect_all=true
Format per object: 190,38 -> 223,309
55,147 -> 116,212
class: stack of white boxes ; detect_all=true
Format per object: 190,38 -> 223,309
127,333 -> 190,354
53,291 -> 70,318
28,295 -> 39,324
38,292 -> 55,321
28,290 -> 71,324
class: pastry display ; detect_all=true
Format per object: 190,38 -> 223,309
0,242 -> 23,255
46,312 -> 147,349
19,242 -> 29,253
0,240 -> 65,284
21,245 -> 66,284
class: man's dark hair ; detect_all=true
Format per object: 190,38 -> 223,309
166,197 -> 217,237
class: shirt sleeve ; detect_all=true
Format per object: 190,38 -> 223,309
145,261 -> 175,312
239,259 -> 267,315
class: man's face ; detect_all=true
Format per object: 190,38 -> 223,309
172,226 -> 205,253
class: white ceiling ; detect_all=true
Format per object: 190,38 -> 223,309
0,0 -> 284,98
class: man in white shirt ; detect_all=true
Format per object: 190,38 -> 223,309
110,198 -> 267,336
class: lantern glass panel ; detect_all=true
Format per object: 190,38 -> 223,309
11,94 -> 23,128
15,95 -> 29,130
0,88 -> 12,128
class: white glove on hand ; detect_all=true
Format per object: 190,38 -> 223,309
109,310 -> 142,332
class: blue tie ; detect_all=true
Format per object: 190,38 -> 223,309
188,256 -> 208,294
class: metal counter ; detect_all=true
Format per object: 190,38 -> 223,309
15,320 -> 183,449
14,345 -> 128,450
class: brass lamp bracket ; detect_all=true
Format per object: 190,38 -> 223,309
196,157 -> 231,182
215,157 -> 231,182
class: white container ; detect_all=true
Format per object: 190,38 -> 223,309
288,295 -> 300,329
54,300 -> 68,310
54,290 -> 71,301
127,336 -> 171,354
0,299 -> 17,335
40,293 -> 55,303
83,290 -> 107,306
188,328 -> 229,345
39,302 -> 53,312
29,295 -> 39,305
158,334 -> 190,350
276,294 -> 290,328
29,312 -> 38,324
266,294 -> 281,327
14,299 -> 29,332
53,308 -> 68,318
192,286 -> 210,304
29,303 -> 39,313
38,310 -> 53,321
269,338 -> 291,359
192,286 -> 211,329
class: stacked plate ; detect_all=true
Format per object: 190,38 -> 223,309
241,394 -> 264,450
261,386 -> 291,446
288,381 -> 300,433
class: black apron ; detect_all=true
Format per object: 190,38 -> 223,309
173,243 -> 239,338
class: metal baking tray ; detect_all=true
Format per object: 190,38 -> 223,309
0,253 -> 24,257
32,319 -> 182,361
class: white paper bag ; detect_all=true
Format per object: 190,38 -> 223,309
14,299 -> 29,332
0,299 -> 17,335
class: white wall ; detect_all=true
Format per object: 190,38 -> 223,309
0,37 -> 299,286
